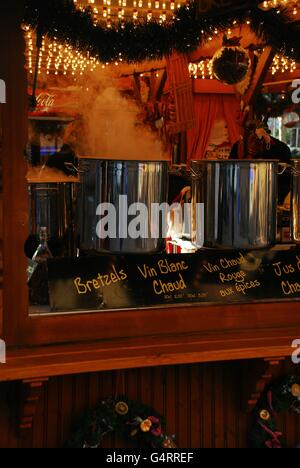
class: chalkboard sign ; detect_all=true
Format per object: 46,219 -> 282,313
47,248 -> 300,313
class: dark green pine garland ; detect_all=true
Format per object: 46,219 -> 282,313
24,0 -> 300,63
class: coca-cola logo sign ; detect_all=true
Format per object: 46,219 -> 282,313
0,79 -> 6,103
28,88 -> 79,117
36,92 -> 56,108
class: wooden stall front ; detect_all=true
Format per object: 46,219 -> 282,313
0,0 -> 300,449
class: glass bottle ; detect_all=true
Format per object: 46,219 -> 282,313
32,227 -> 53,263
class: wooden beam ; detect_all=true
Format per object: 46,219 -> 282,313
132,73 -> 142,104
153,69 -> 167,102
148,69 -> 156,103
242,46 -> 276,112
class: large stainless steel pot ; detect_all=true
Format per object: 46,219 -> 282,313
29,182 -> 78,257
191,159 -> 279,250
78,159 -> 169,254
291,159 -> 300,244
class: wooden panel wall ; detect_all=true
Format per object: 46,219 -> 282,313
0,359 -> 299,448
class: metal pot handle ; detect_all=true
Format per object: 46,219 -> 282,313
190,167 -> 205,180
278,163 -> 290,175
64,162 -> 84,174
278,163 -> 300,176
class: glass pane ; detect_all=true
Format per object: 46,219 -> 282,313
24,29 -> 81,315
23,27 -> 180,317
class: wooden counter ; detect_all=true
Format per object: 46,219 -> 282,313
1,301 -> 299,382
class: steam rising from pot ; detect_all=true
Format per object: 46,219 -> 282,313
75,69 -> 168,161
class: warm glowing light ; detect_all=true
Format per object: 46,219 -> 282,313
25,29 -> 100,79
72,0 -> 184,25
260,0 -> 298,15
271,54 -> 297,75
188,59 -> 214,80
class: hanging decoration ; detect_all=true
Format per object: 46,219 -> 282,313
188,53 -> 295,83
65,396 -> 177,448
211,35 -> 250,85
23,0 -> 300,64
248,375 -> 300,449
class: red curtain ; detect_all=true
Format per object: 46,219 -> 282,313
222,95 -> 241,148
187,94 -> 240,162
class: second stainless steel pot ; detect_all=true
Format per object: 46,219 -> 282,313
78,159 -> 169,254
191,159 -> 279,250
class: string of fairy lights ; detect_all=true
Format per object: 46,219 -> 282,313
25,27 -> 100,77
25,28 -> 299,81
24,0 -> 299,81
188,54 -> 298,80
188,60 -> 214,80
260,0 -> 298,16
73,0 -> 183,25
25,0 -> 186,77
271,54 -> 297,75
72,0 -> 299,24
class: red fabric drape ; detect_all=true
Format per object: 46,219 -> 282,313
187,95 -> 221,161
187,94 -> 241,162
222,95 -> 241,148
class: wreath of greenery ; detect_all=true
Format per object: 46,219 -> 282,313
66,396 -> 176,449
24,0 -> 300,64
249,375 -> 300,449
